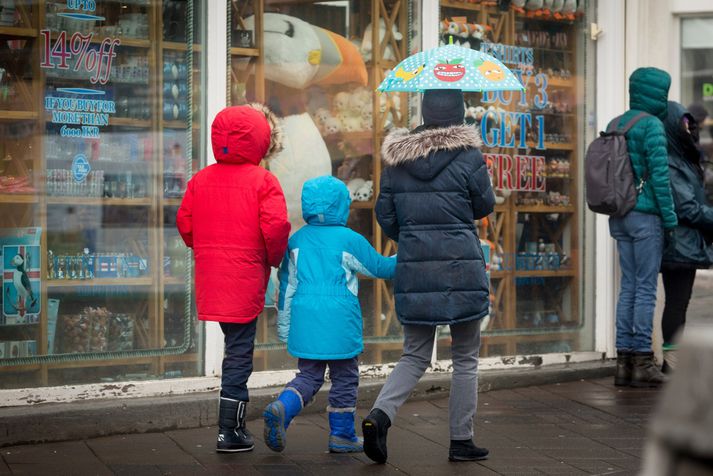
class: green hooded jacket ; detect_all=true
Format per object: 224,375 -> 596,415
607,67 -> 677,229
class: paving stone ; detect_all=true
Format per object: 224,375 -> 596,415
108,465 -> 163,476
254,463 -> 311,475
87,433 -> 199,466
2,441 -> 111,475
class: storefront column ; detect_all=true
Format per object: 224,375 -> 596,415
203,0 -> 229,378
594,0 -> 627,357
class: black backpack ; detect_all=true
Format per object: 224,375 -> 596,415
585,112 -> 650,217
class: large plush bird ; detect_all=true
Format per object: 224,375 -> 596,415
11,254 -> 36,310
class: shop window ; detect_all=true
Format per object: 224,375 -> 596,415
0,1 -> 205,388
437,0 -> 591,358
681,17 -> 713,188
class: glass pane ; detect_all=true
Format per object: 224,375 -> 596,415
681,16 -> 713,187
436,0 -> 591,359
229,0 -> 418,369
0,0 -> 205,388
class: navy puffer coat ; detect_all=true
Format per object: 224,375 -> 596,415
376,124 -> 495,326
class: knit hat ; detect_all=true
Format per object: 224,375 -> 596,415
687,102 -> 709,126
421,89 -> 465,127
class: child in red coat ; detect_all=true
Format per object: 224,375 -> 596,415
177,104 -> 290,453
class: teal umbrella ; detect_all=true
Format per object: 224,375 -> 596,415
377,41 -> 524,93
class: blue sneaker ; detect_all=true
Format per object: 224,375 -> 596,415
263,388 -> 303,452
328,407 -> 363,453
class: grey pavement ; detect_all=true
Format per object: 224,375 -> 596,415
686,270 -> 713,332
1,378 -> 659,476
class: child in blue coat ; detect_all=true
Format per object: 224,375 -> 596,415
263,175 -> 396,454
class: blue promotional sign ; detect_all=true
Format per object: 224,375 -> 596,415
71,154 -> 91,182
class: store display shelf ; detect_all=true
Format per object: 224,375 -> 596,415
515,205 -> 575,213
547,78 -> 576,88
230,46 -> 259,57
47,196 -> 152,206
49,32 -> 151,49
46,355 -> 155,370
0,26 -> 37,38
0,110 -> 39,121
440,0 -> 482,12
351,201 -> 374,209
110,117 -> 152,128
163,120 -> 200,130
163,198 -> 183,206
515,269 -> 576,278
526,141 -> 575,151
491,270 -> 506,279
164,276 -> 186,286
162,352 -> 198,363
0,193 -> 39,203
162,41 -> 202,52
48,277 -> 153,288
514,12 -> 579,24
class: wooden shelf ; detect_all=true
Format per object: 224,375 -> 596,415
351,201 -> 374,209
47,197 -> 152,206
515,205 -> 575,213
164,276 -> 185,286
110,117 -> 152,128
163,120 -> 199,130
162,41 -> 202,52
440,0 -> 482,12
163,198 -> 183,206
526,141 -> 575,151
0,193 -> 39,203
0,110 -> 39,121
49,31 -> 151,48
162,353 -> 199,363
547,78 -> 576,88
48,278 -> 153,288
515,269 -> 576,278
0,26 -> 37,38
231,46 -> 260,57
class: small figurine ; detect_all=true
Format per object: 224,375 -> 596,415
48,250 -> 55,279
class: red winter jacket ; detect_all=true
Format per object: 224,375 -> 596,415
177,105 -> 290,323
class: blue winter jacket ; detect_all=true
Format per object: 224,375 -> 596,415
277,176 -> 396,360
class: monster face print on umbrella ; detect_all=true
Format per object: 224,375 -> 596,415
377,40 -> 524,92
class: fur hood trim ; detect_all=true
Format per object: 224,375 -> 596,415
246,103 -> 284,159
381,125 -> 482,166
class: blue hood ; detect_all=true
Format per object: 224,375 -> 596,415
301,176 -> 351,226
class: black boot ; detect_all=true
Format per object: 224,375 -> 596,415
630,352 -> 667,388
614,350 -> 633,386
362,408 -> 391,464
217,397 -> 255,453
449,439 -> 490,462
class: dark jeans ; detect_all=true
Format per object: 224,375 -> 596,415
219,320 -> 257,401
287,357 -> 359,409
609,211 -> 663,352
661,268 -> 697,345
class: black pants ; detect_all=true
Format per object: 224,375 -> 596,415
661,268 -> 697,345
219,320 -> 257,401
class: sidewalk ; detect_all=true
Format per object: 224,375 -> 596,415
1,377 -> 656,476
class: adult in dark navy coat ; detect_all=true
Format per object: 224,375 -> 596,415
363,89 -> 495,465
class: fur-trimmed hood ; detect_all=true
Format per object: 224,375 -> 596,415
381,125 -> 482,167
211,103 -> 283,165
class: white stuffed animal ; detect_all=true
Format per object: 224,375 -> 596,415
347,178 -> 366,200
244,13 -> 320,89
269,113 -> 332,233
354,180 -> 374,202
334,91 -> 350,113
361,19 -> 403,62
324,117 -> 341,135
313,107 -> 332,128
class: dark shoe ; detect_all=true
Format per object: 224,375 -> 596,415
614,350 -> 633,386
362,408 -> 391,464
217,397 -> 255,453
449,439 -> 489,462
631,352 -> 667,388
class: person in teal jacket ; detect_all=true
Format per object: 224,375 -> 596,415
263,175 -> 396,454
609,67 -> 677,389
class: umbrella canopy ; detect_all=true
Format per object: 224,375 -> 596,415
377,43 -> 524,93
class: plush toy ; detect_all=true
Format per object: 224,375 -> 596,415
362,19 -> 403,62
245,13 -> 367,89
313,107 -> 332,129
525,0 -> 544,17
346,178 -> 366,200
542,0 -> 555,16
354,180 -> 374,202
269,112 -> 333,232
511,0 -> 527,13
324,117 -> 341,135
552,0 -> 565,17
562,0 -> 577,20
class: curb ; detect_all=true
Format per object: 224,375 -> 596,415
0,360 -> 614,447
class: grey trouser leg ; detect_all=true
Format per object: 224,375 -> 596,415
449,320 -> 481,440
372,324 -> 435,425
372,320 -> 481,440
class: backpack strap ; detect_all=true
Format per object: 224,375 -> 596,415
606,111 -> 651,134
